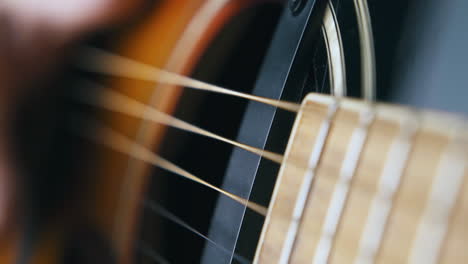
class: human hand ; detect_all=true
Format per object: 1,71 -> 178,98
0,0 -> 143,237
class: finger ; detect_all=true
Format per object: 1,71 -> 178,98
50,0 -> 147,40
1,0 -> 145,44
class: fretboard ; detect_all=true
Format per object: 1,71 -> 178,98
255,93 -> 467,264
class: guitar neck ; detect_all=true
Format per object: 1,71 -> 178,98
255,93 -> 468,264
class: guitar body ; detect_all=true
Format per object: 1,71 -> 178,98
1,0 -> 289,263
1,0 -> 262,263
1,0 -> 467,263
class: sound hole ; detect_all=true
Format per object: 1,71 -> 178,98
135,4 -> 282,263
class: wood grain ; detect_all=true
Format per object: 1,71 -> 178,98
255,93 -> 467,264
254,99 -> 329,263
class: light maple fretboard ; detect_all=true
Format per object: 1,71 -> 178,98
255,93 -> 468,264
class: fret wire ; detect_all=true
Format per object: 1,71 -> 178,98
74,118 -> 268,216
137,242 -> 171,264
409,130 -> 467,264
354,116 -> 419,264
313,109 -> 374,264
77,47 -> 300,112
256,96 -> 468,263
76,83 -> 283,164
279,101 -> 339,264
145,201 -> 251,264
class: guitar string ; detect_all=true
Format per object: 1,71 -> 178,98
72,82 -> 464,262
73,80 -> 371,162
75,82 -> 284,164
74,100 -> 415,211
73,95 -> 434,260
80,109 -> 464,262
76,47 -> 368,138
74,47 -> 447,261
75,46 -> 468,263
77,47 -> 301,113
144,200 -> 251,264
75,47 -> 361,145
71,50 -> 367,262
73,83 -> 412,182
84,104 -> 416,262
74,86 -> 377,178
74,84 -> 387,260
74,118 -> 268,216
74,84 -> 373,168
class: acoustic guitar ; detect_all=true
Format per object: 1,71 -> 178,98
0,0 -> 467,263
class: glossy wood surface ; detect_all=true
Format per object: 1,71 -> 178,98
0,0 -> 260,263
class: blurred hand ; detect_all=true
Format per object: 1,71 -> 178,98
0,0 -> 143,237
